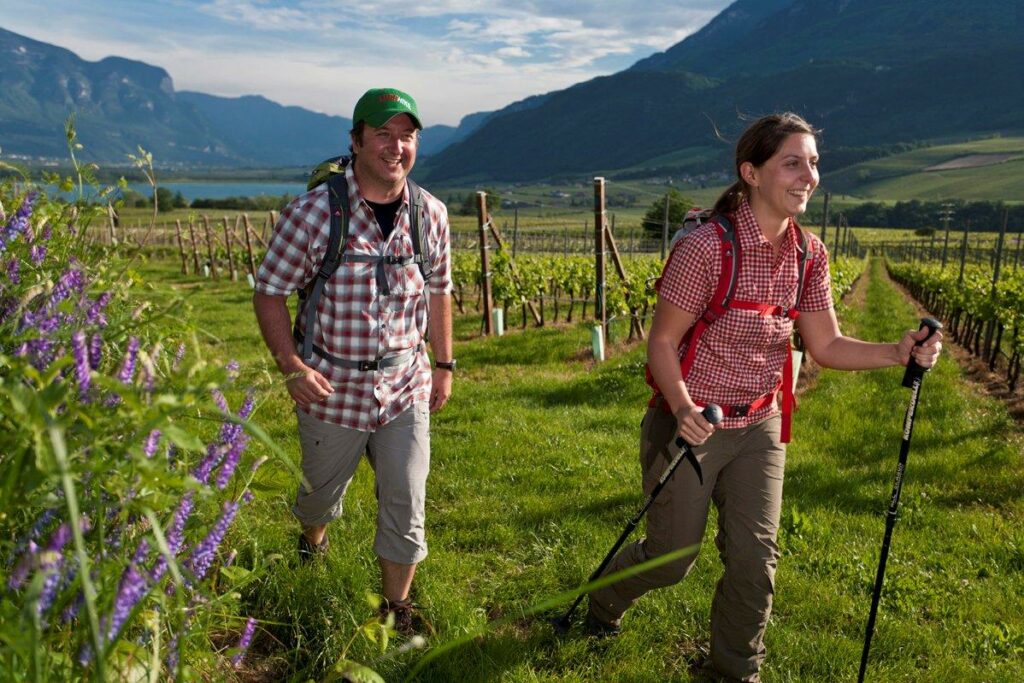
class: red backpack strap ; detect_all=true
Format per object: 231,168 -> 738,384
677,213 -> 740,380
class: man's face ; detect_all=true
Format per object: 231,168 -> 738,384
351,114 -> 419,194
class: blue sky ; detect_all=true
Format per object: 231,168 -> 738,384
2,1 -> 732,126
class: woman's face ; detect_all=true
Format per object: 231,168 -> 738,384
743,132 -> 819,223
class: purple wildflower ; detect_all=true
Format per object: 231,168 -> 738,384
183,501 -> 239,585
242,490 -> 255,504
72,331 -> 91,400
215,437 -> 250,490
166,630 -> 181,673
30,245 -> 46,265
105,540 -> 151,642
47,268 -> 85,310
7,507 -> 57,570
151,493 -> 194,583
232,617 -> 257,668
143,430 -> 161,458
8,541 -> 38,591
226,360 -> 240,382
6,257 -> 19,284
172,343 -> 186,371
84,292 -> 111,327
41,223 -> 52,241
0,191 -> 37,254
211,388 -> 229,414
117,336 -> 141,384
192,443 -> 228,486
25,523 -> 73,617
89,333 -> 102,370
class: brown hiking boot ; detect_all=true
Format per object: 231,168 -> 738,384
297,533 -> 329,564
379,599 -> 421,637
584,609 -> 621,638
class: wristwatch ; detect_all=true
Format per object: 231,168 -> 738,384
434,359 -> 457,372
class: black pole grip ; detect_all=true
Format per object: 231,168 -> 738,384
901,317 -> 942,388
672,404 -> 723,486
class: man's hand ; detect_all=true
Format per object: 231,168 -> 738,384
897,325 -> 943,370
429,369 -> 452,413
286,367 -> 333,408
673,404 -> 716,447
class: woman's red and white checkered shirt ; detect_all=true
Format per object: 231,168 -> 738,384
656,199 -> 833,430
255,163 -> 451,431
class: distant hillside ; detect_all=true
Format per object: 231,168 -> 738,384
0,26 -> 455,167
822,136 -> 1024,201
424,0 -> 1024,184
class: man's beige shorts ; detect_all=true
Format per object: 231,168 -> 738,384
293,402 -> 430,565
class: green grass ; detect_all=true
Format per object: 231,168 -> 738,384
133,255 -> 1024,681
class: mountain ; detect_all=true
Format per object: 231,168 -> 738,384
0,26 -> 453,167
423,0 -> 1024,183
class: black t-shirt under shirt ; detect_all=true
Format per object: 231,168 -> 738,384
366,198 -> 403,240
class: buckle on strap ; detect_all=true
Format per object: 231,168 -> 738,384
358,360 -> 380,371
726,403 -> 750,417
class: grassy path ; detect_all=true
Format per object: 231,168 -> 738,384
139,257 -> 1023,681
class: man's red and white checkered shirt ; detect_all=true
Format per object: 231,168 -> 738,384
656,198 -> 832,430
255,163 -> 451,431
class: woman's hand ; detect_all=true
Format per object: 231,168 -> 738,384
674,404 -> 717,447
897,326 -> 943,370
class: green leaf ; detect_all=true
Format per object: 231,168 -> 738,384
219,565 -> 252,583
327,659 -> 386,683
162,425 -> 204,452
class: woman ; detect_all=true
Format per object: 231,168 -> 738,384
586,113 -> 942,683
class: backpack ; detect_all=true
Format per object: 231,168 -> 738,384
649,213 -> 815,443
293,156 -> 433,369
668,207 -> 713,249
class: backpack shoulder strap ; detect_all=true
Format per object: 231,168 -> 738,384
793,225 -> 814,311
676,213 -> 741,379
295,171 -> 351,362
405,178 -> 432,281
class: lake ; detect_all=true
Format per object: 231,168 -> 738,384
125,181 -> 306,201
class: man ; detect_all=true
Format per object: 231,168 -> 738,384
253,87 -> 453,634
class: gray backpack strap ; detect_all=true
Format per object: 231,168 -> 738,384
406,179 -> 432,281
295,172 -> 350,363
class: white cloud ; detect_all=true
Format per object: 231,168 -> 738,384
0,0 -> 731,125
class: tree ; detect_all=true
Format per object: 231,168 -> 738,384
641,189 -> 694,238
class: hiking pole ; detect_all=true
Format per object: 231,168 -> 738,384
552,404 -> 723,633
858,317 -> 942,682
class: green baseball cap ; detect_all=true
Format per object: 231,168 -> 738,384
352,88 -> 422,130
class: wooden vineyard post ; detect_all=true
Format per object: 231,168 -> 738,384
265,211 -> 277,242
484,213 -> 541,326
604,213 -> 645,341
201,215 -> 218,279
820,192 -> 831,242
174,219 -> 188,274
594,177 -> 608,344
985,209 -> 1009,369
241,213 -> 259,286
221,216 -> 237,281
106,203 -> 118,245
661,191 -> 670,260
476,192 -> 494,335
187,218 -> 201,274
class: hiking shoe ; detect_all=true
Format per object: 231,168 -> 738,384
686,647 -> 757,683
297,533 -> 328,563
379,599 -> 421,637
584,610 -> 621,638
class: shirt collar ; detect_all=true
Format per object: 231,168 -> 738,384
345,161 -> 409,212
735,198 -> 801,255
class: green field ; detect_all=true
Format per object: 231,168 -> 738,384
823,136 -> 1024,201
125,255 -> 1024,682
